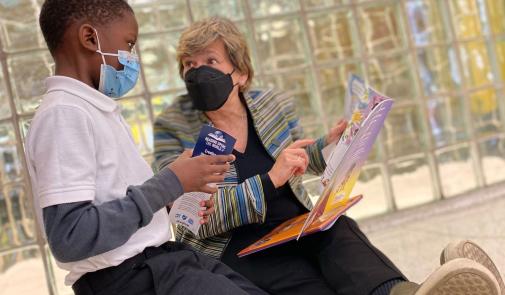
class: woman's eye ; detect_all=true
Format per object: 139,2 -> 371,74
208,58 -> 218,65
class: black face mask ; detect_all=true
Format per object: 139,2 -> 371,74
184,65 -> 236,111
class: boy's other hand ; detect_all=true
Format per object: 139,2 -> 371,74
169,151 -> 235,194
198,196 -> 215,224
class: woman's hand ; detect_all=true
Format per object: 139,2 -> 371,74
268,139 -> 315,188
326,119 -> 347,145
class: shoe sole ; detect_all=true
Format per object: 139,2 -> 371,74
417,258 -> 500,295
441,240 -> 505,295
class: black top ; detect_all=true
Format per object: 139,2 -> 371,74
232,110 -> 307,224
222,109 -> 308,259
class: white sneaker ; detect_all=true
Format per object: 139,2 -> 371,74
441,240 -> 504,295
390,258 -> 500,295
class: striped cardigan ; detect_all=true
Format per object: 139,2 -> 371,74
153,89 -> 328,258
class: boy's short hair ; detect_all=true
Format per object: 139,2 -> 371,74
39,0 -> 134,54
177,16 -> 254,92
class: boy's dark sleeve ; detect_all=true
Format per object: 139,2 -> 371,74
43,168 -> 183,263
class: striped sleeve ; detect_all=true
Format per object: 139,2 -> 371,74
278,92 -> 327,175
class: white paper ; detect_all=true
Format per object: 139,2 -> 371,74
168,192 -> 211,235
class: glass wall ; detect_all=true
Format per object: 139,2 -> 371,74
0,0 -> 504,294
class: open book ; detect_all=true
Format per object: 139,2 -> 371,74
238,75 -> 394,257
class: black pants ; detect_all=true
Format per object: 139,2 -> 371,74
221,216 -> 406,295
72,242 -> 268,295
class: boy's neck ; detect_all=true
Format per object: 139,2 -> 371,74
54,53 -> 97,90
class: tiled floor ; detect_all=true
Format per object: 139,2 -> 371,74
1,185 -> 504,294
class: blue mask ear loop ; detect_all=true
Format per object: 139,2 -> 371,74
93,28 -> 119,64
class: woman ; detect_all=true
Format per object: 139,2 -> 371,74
153,17 -> 502,295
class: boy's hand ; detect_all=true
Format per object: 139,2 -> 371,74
169,150 -> 235,194
268,139 -> 315,188
199,196 -> 215,224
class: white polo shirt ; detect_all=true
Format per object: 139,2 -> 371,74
25,76 -> 171,285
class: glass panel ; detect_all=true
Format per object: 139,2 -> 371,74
479,136 -> 505,185
248,0 -> 299,18
382,104 -> 426,158
417,46 -> 462,96
303,123 -> 326,140
303,176 -> 323,204
119,98 -> 153,155
132,0 -> 189,33
151,90 -> 186,118
366,54 -> 417,101
347,166 -> 388,219
254,17 -> 308,72
0,0 -> 46,52
390,155 -> 435,209
7,51 -> 52,114
304,0 -> 350,9
307,10 -> 359,63
405,0 -> 450,45
427,95 -> 468,147
0,183 -> 36,251
449,0 -> 485,39
357,2 -> 406,54
190,0 -> 244,21
0,123 -> 23,184
319,63 -> 363,122
262,69 -> 321,125
0,248 -> 49,295
459,41 -> 494,88
436,145 -> 477,197
469,88 -> 503,137
486,0 -> 505,35
0,69 -> 11,120
496,38 -> 505,82
138,31 -> 183,93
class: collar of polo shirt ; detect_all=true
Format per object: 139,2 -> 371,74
45,76 -> 119,113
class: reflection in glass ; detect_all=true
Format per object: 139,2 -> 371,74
0,0 -> 45,52
469,88 -> 503,137
0,71 -> 11,120
405,0 -> 449,45
7,51 -> 53,115
151,90 -> 186,118
249,0 -> 299,18
303,0 -> 350,9
382,105 -> 426,158
367,54 -> 417,100
459,41 -> 494,88
262,69 -> 320,124
390,156 -> 435,209
138,32 -> 183,93
0,123 -> 23,184
496,38 -> 505,82
417,46 -> 461,96
319,63 -> 362,122
486,0 -> 505,35
191,0 -> 244,21
436,145 -> 477,197
347,165 -> 388,219
358,3 -> 405,54
0,248 -> 49,295
449,0 -> 485,38
254,18 -> 307,71
479,136 -> 505,185
132,0 -> 189,33
120,98 -> 153,155
308,10 -> 358,62
427,96 -> 468,147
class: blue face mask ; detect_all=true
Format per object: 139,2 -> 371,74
94,29 -> 140,98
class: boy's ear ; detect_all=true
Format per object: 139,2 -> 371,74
78,24 -> 99,53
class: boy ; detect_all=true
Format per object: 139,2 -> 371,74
25,1 -> 268,294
